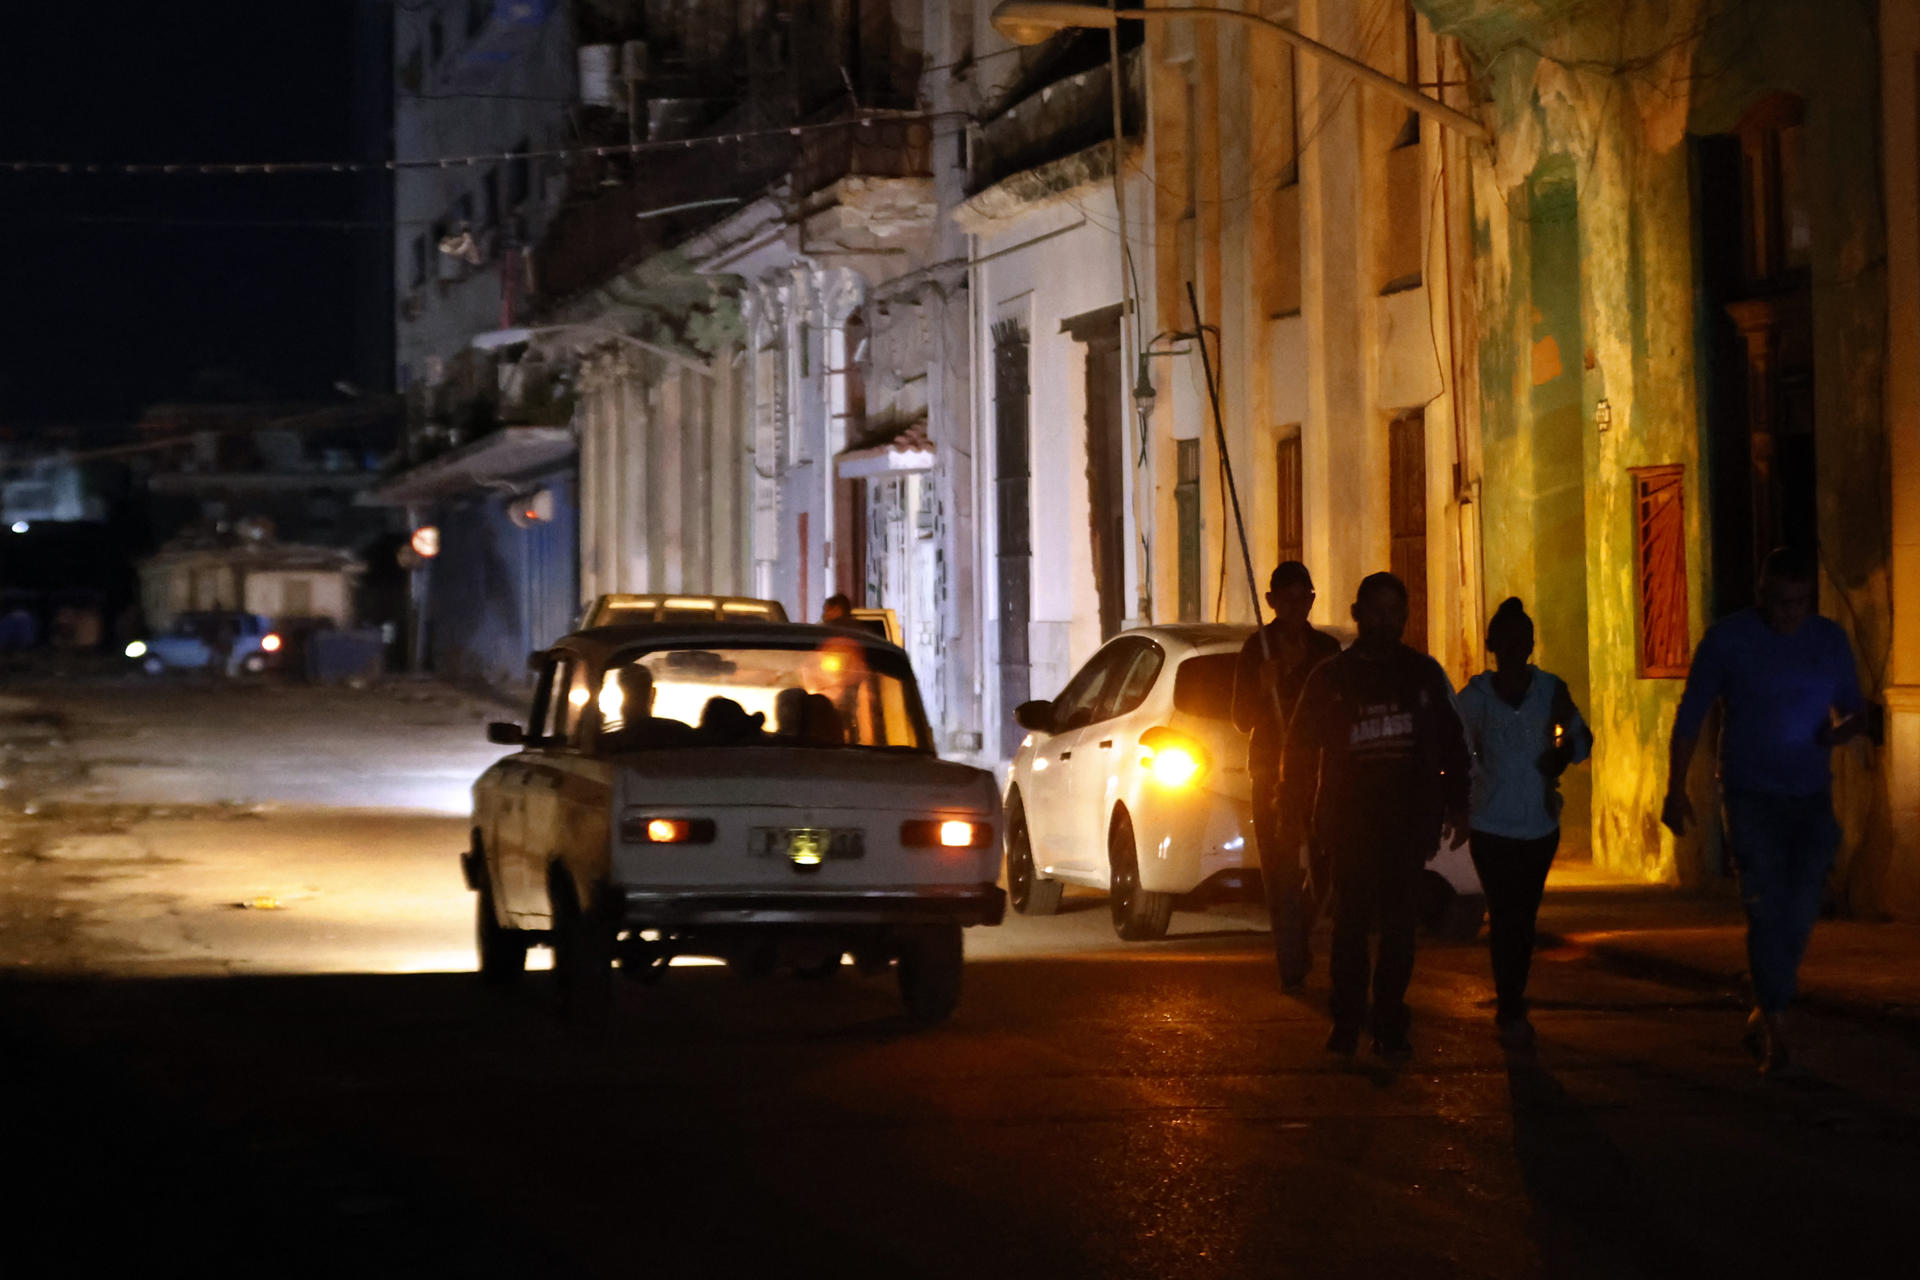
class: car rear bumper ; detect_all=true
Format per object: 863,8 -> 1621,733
616,883 -> 1006,928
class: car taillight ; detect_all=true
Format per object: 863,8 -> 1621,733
260,633 -> 283,653
1138,726 -> 1210,788
900,819 -> 993,849
621,816 -> 716,845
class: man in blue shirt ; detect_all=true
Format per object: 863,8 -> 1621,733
1662,546 -> 1866,1075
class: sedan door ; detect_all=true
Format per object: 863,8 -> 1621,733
491,658 -> 568,922
1024,644 -> 1128,875
1069,638 -> 1165,863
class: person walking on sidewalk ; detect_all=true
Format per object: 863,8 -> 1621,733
1280,572 -> 1471,1059
1662,546 -> 1867,1075
1232,561 -> 1342,988
1456,598 -> 1592,1049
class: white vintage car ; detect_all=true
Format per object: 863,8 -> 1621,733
463,621 -> 1004,1024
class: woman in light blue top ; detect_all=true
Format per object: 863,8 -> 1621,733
1456,598 -> 1592,1046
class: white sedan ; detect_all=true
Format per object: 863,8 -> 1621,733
1005,624 -> 1486,942
465,621 -> 1004,1024
1005,625 -> 1260,940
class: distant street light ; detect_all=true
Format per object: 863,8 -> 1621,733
989,2 -> 1491,142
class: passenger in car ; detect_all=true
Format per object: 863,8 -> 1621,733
773,687 -> 811,738
601,666 -> 697,750
697,696 -> 768,744
802,693 -> 845,746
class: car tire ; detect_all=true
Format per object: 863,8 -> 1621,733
550,871 -> 613,1022
240,653 -> 267,676
475,875 -> 528,986
896,923 -> 964,1026
1004,793 -> 1062,916
1108,809 -> 1173,942
142,656 -> 164,676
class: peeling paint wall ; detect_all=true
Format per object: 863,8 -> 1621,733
1426,0 -> 1902,910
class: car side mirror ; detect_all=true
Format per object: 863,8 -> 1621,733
486,721 -> 525,746
1013,700 -> 1055,733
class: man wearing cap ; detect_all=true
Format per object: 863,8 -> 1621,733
1232,561 -> 1342,987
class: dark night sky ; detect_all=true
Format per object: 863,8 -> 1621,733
0,2 -> 380,429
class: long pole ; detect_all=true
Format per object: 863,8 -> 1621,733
1186,282 -> 1283,723
1107,22 -> 1144,625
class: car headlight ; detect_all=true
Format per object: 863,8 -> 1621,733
900,818 -> 993,849
1138,726 -> 1210,789
260,633 -> 283,653
125,640 -> 148,659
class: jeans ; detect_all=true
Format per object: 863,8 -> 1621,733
1723,789 -> 1840,1013
1327,828 -> 1424,1038
1468,829 -> 1560,1023
1256,781 -> 1327,981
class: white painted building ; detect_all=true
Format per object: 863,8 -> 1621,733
392,1 -> 573,392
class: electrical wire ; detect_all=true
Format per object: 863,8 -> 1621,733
0,109 -> 967,177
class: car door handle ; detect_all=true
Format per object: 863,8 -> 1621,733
1098,739 -> 1113,749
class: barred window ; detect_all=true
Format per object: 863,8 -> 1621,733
1632,465 -> 1690,677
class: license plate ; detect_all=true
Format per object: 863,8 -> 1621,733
749,827 -> 864,865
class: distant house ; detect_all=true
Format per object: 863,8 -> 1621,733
138,536 -> 362,631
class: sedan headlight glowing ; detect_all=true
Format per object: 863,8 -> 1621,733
259,633 -> 283,653
125,640 -> 148,659
1138,726 -> 1210,789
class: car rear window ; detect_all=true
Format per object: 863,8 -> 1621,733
1172,653 -> 1239,721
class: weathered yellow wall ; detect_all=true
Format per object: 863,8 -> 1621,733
1427,0 -> 1899,908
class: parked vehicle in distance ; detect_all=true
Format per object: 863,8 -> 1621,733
465,619 -> 1004,1024
1005,624 -> 1485,941
842,607 -> 902,646
125,610 -> 283,677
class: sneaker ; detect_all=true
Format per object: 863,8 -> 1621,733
1371,1030 -> 1413,1059
1497,1017 -> 1536,1050
1742,1008 -> 1767,1060
1325,1024 -> 1360,1055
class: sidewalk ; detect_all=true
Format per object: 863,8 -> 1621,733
1538,862 -> 1920,1033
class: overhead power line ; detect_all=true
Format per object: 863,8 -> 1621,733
1,110 -> 962,178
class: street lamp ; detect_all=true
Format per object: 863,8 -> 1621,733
989,2 -> 1490,143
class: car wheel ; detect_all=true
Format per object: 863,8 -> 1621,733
142,656 -> 164,675
240,653 -> 267,675
1004,793 -> 1062,916
475,875 -> 528,986
550,871 -> 613,1022
1108,809 -> 1172,941
896,923 -> 963,1026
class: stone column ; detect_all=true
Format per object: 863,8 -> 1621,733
1882,0 -> 1920,917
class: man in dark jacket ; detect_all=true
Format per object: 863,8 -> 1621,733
1280,572 -> 1470,1058
1232,561 -> 1342,986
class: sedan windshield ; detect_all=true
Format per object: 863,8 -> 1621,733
599,641 -> 932,752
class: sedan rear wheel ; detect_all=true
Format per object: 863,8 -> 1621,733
550,872 -> 613,1022
1005,795 -> 1062,916
475,875 -> 528,985
1108,809 -> 1172,942
896,924 -> 964,1026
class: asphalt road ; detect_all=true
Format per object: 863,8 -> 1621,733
3,676 -> 1916,1279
